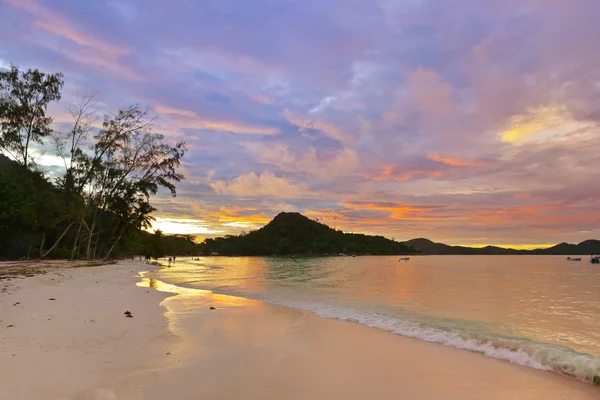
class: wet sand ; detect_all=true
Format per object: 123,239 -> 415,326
1,260 -> 598,399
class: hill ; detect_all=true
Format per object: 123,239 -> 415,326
0,154 -> 196,260
404,238 -> 600,255
198,212 -> 417,256
529,240 -> 600,255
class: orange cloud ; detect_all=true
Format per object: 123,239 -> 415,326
340,201 -> 433,219
428,154 -> 486,167
373,165 -> 444,181
149,217 -> 223,235
212,206 -> 270,226
374,165 -> 395,181
156,105 -> 278,135
396,170 -> 444,181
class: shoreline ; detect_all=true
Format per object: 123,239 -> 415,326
1,260 -> 599,399
0,260 -> 177,399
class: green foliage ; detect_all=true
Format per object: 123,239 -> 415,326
0,65 -> 64,167
0,155 -> 64,258
0,64 -> 187,261
52,248 -> 73,259
198,212 -> 417,256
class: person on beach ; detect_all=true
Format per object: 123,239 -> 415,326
168,256 -> 172,266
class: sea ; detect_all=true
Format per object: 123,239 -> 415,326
150,255 -> 600,384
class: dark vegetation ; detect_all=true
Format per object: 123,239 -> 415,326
405,238 -> 600,255
199,212 -> 417,256
0,64 -> 192,260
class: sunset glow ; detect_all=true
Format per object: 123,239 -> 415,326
2,0 -> 599,245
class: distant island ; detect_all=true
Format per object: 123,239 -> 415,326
405,238 -> 600,256
198,212 -> 600,257
198,212 -> 417,256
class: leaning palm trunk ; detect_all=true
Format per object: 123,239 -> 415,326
40,221 -> 76,259
39,232 -> 45,258
103,234 -> 122,261
86,211 -> 98,260
70,218 -> 84,260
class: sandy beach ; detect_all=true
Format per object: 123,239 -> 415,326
1,260 -> 599,400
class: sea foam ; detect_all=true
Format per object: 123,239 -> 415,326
264,299 -> 600,384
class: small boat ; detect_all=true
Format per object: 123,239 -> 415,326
399,257 -> 410,262
567,257 -> 582,261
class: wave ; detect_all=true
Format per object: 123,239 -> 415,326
148,263 -> 600,385
262,299 -> 600,385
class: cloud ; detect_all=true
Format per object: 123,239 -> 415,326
210,172 -> 309,198
282,109 -> 348,143
244,142 -> 359,180
107,1 -> 137,21
428,154 -> 486,167
372,164 -> 444,182
4,0 -> 600,245
340,201 -> 435,220
2,0 -> 131,75
155,105 -> 279,135
500,105 -> 594,144
150,217 -> 223,235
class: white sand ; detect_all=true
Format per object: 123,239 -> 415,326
0,261 -> 175,399
1,260 -> 598,399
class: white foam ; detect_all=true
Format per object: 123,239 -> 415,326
265,300 -> 600,384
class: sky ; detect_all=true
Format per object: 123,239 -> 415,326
1,0 -> 599,248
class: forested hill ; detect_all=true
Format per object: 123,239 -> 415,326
0,155 -> 197,260
198,212 -> 417,256
404,238 -> 600,255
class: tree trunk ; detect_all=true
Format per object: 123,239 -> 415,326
24,129 -> 31,167
86,213 -> 97,260
103,234 -> 122,261
93,235 -> 99,259
70,219 -> 83,260
39,232 -> 45,257
40,221 -> 75,259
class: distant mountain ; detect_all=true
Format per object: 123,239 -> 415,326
198,212 -> 417,256
403,238 -> 600,255
529,240 -> 600,255
197,211 -> 599,256
403,238 -> 521,255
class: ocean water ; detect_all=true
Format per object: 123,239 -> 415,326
150,255 -> 600,384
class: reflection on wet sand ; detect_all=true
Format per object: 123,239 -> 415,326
137,271 -> 263,340
135,268 -> 600,400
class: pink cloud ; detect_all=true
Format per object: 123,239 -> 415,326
210,172 -> 309,198
156,105 -> 279,135
2,0 -> 133,76
428,154 -> 486,167
244,142 -> 359,180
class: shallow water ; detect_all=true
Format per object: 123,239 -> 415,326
151,255 -> 600,383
